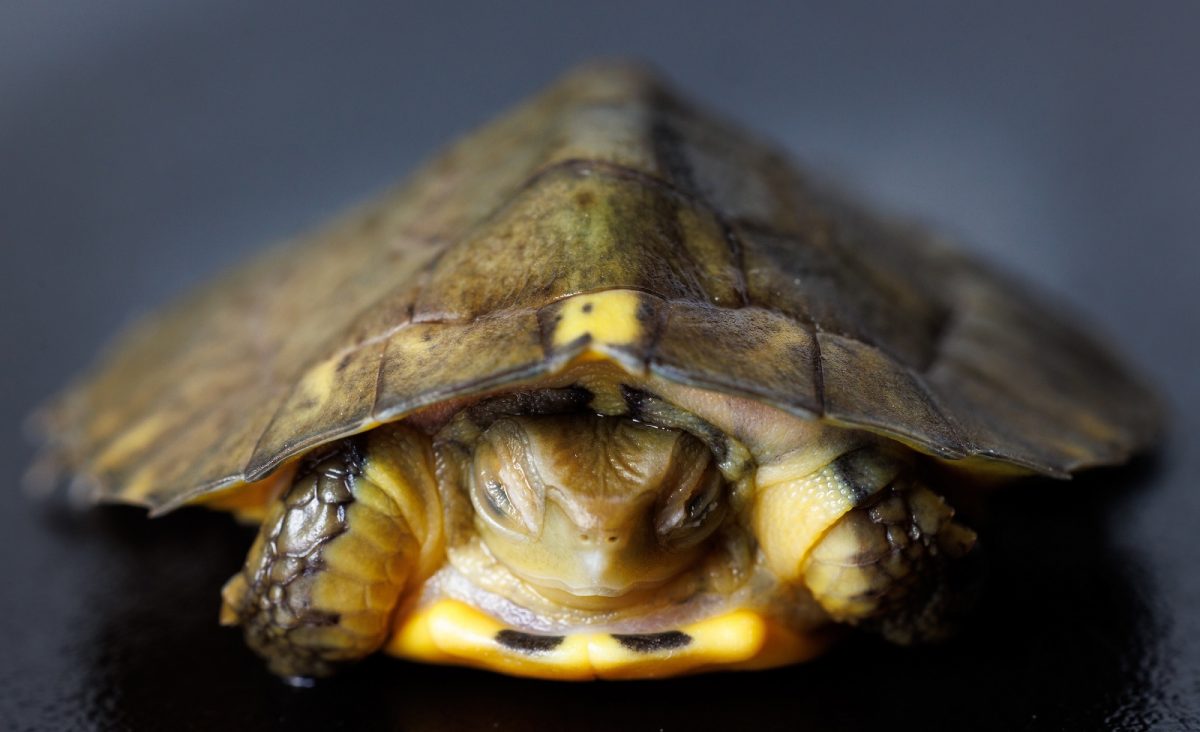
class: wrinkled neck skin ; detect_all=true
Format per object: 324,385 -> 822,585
411,362 -> 868,634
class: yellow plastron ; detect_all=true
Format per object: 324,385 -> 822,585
386,599 -> 830,680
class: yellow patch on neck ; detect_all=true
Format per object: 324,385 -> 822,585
385,599 -> 831,679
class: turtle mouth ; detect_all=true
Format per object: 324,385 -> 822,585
518,574 -> 677,611
489,541 -> 714,611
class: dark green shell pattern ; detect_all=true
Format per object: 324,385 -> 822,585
36,63 -> 1161,513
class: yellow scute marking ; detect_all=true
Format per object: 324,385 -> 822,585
388,600 -> 592,679
552,290 -> 643,348
93,414 -> 169,473
588,611 -> 766,679
291,356 -> 338,408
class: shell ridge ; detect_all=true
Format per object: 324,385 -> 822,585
367,331 -> 392,423
809,322 -> 827,418
517,158 -> 720,225
896,361 -> 971,459
42,63 -> 1161,510
644,292 -> 674,363
720,219 -> 750,308
239,318 -> 396,484
643,90 -> 751,309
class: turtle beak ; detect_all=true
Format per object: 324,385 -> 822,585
468,413 -> 723,609
572,527 -> 638,592
538,500 -> 661,597
484,498 -> 704,610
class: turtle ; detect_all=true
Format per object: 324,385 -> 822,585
32,61 -> 1161,682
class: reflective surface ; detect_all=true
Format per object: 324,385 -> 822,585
0,465 -> 1181,730
2,2 -> 1198,729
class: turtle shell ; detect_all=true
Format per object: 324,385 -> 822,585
35,62 -> 1161,514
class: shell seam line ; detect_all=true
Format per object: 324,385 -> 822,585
810,324 -> 826,417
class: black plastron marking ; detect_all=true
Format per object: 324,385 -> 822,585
611,631 -> 692,653
495,630 -> 565,654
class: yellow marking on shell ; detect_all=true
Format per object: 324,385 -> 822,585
552,290 -> 644,353
389,601 -> 441,661
92,414 -> 168,470
388,600 -> 593,679
91,414 -> 172,499
292,355 -> 339,409
385,600 -> 831,680
588,611 -> 766,679
733,616 -> 836,670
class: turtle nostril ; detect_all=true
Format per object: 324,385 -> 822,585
577,532 -> 621,545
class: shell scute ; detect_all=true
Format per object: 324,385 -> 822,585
36,63 -> 1160,509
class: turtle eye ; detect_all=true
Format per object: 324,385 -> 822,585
481,478 -> 513,517
470,422 -> 544,539
655,439 -> 726,550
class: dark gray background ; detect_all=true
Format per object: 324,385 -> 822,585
2,2 -> 1197,730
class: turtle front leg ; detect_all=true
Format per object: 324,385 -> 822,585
220,424 -> 443,679
753,446 -> 977,643
801,477 -> 978,643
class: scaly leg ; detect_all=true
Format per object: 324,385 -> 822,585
753,446 -> 977,643
220,424 -> 443,678
802,477 -> 977,643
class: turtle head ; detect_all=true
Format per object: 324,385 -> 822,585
467,414 -> 726,609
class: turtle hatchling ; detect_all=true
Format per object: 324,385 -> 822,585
33,63 -> 1161,680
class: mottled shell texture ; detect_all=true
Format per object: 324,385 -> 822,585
37,63 -> 1160,513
